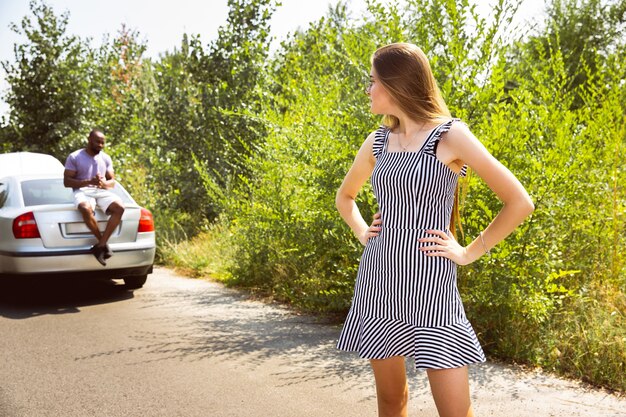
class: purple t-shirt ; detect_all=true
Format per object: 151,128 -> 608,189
65,149 -> 113,189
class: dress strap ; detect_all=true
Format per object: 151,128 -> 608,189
424,118 -> 468,177
426,118 -> 460,148
372,126 -> 389,159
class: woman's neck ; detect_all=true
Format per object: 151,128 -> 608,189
394,115 -> 429,137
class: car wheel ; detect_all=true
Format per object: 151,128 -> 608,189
123,275 -> 147,289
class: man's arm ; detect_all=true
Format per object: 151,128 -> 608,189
99,170 -> 116,189
64,169 -> 98,189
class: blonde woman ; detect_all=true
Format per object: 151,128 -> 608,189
335,43 -> 534,417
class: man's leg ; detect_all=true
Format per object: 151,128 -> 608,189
76,201 -> 107,266
98,200 -> 125,248
77,202 -> 102,240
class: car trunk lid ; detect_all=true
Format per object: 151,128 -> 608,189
32,205 -> 141,249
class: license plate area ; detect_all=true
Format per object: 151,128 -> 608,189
63,221 -> 108,236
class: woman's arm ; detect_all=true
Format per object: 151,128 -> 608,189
336,132 -> 379,245
420,122 -> 535,265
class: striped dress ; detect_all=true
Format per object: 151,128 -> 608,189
336,119 -> 486,369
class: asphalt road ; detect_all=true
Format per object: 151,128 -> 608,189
0,267 -> 623,417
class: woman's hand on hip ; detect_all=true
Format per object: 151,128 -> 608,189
359,212 -> 382,246
419,229 -> 470,265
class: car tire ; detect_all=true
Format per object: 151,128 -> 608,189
123,275 -> 147,289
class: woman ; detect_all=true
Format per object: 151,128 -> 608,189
335,43 -> 534,417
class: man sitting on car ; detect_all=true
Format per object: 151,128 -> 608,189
63,129 -> 125,266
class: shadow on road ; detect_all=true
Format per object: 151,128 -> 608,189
122,277 -> 562,399
0,276 -> 134,319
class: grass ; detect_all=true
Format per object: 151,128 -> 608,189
158,220 -> 234,281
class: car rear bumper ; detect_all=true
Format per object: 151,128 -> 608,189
0,264 -> 153,280
0,247 -> 155,276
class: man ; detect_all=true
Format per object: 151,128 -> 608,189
63,129 -> 125,266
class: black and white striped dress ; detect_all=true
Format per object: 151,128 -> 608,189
336,119 -> 486,369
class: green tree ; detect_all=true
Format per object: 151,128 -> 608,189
0,0 -> 90,158
87,25 -> 157,157
508,0 -> 626,109
85,25 -> 158,205
149,35 -> 205,239
155,0 -> 278,227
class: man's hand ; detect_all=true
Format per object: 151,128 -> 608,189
89,175 -> 104,188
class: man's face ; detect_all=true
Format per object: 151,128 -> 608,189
88,132 -> 106,154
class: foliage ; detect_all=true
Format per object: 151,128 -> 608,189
87,27 -> 156,164
458,40 -> 625,375
153,0 -> 277,228
0,0 -> 90,159
158,215 -> 234,279
508,0 -> 626,109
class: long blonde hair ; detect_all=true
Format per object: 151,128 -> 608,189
372,43 -> 463,238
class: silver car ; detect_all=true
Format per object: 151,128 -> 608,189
0,152 -> 155,288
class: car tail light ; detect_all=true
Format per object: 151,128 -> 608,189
138,208 -> 154,232
13,212 -> 41,239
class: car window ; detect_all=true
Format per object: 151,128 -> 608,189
20,179 -> 135,206
109,183 -> 134,204
21,179 -> 75,206
0,182 -> 8,208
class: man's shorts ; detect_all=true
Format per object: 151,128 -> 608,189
73,187 -> 123,214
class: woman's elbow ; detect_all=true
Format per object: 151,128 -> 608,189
507,192 -> 534,219
522,194 -> 535,216
335,190 -> 352,211
335,191 -> 343,211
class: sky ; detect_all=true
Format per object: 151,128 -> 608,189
0,0 -> 546,117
